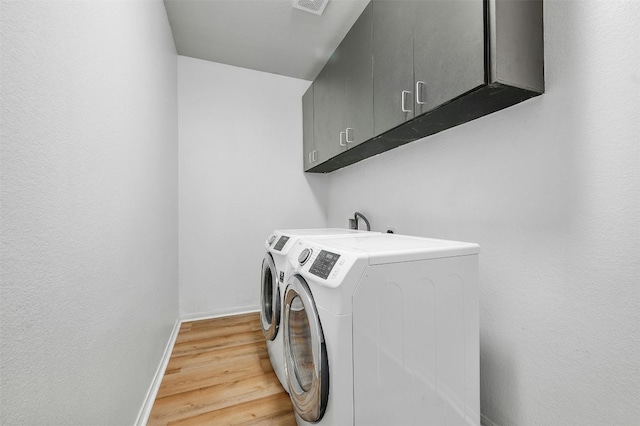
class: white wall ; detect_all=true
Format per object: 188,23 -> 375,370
326,1 -> 639,425
178,56 -> 327,317
0,1 -> 178,424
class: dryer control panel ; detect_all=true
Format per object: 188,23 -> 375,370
309,250 -> 340,280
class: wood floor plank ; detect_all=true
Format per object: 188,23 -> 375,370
167,392 -> 296,426
157,347 -> 274,398
184,312 -> 261,331
148,312 -> 294,426
171,330 -> 265,357
176,317 -> 261,344
165,341 -> 269,372
150,371 -> 285,424
167,342 -> 269,370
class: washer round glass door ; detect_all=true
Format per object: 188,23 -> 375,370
260,254 -> 279,341
283,274 -> 329,422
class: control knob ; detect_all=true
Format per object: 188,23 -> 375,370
267,234 -> 277,245
298,248 -> 312,265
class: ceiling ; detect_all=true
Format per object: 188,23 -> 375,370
163,0 -> 370,81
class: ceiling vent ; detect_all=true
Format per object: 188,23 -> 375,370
292,0 -> 329,16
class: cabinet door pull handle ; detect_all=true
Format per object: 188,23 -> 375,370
313,150 -> 317,162
401,90 -> 412,113
339,131 -> 347,147
416,81 -> 426,105
308,152 -> 312,163
346,128 -> 354,143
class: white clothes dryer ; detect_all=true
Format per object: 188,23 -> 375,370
260,228 -> 376,393
282,233 -> 480,425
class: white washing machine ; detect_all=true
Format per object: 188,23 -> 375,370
282,233 -> 480,425
260,228 -> 376,393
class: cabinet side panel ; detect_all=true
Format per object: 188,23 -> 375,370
302,84 -> 314,171
494,0 -> 544,92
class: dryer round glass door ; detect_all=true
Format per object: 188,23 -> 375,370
283,275 -> 329,423
260,254 -> 280,340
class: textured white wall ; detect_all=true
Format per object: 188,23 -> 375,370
326,1 -> 640,425
0,1 -> 178,424
178,56 -> 327,317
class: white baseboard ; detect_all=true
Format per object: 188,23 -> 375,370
481,414 -> 499,426
135,317 -> 181,426
179,305 -> 259,323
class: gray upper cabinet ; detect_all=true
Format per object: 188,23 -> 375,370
302,84 -> 315,171
373,0 -> 484,133
312,2 -> 374,167
313,46 -> 347,165
305,0 -> 544,173
413,0 -> 485,116
344,2 -> 374,148
372,0 -> 414,136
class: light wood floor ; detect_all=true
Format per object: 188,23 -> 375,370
148,312 -> 296,425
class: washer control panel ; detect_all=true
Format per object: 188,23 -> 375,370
273,235 -> 289,251
309,250 -> 341,280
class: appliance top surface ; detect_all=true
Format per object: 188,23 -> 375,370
276,228 -> 373,236
267,229 -> 377,258
304,233 -> 479,264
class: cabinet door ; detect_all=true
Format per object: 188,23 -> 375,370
302,84 -> 315,171
313,50 -> 347,165
372,0 -> 415,136
343,2 -> 374,147
413,0 -> 485,115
